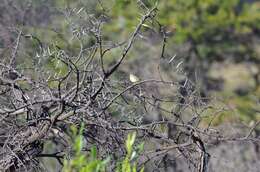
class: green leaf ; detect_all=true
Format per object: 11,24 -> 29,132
126,132 -> 136,155
74,136 -> 83,154
137,142 -> 144,153
122,157 -> 131,172
90,146 -> 97,160
132,163 -> 137,172
140,166 -> 145,172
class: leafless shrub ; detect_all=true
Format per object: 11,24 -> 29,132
0,1 -> 259,172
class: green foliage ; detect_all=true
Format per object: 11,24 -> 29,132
108,0 -> 260,124
159,0 -> 260,59
109,0 -> 260,60
202,93 -> 260,126
63,125 -> 109,172
63,126 -> 144,172
116,132 -> 144,172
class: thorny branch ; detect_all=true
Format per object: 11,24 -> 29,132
0,2 -> 259,172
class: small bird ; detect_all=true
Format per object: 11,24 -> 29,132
129,74 -> 140,83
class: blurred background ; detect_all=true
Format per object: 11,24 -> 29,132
0,0 -> 259,171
